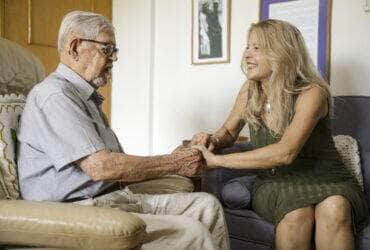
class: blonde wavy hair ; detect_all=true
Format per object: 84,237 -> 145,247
241,19 -> 331,135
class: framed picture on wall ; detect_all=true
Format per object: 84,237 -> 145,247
260,0 -> 332,81
192,0 -> 231,65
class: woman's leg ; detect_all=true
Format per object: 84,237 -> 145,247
275,206 -> 315,250
314,195 -> 354,250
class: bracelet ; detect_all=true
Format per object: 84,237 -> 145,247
210,135 -> 220,147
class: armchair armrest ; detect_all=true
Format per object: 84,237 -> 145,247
0,200 -> 146,249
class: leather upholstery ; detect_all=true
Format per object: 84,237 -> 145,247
0,200 -> 146,249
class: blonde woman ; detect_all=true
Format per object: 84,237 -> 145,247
192,19 -> 368,250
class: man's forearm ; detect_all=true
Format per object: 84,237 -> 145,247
79,150 -> 178,182
79,149 -> 200,182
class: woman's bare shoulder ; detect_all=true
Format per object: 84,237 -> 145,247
295,85 -> 328,117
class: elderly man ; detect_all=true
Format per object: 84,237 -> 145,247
17,11 -> 229,250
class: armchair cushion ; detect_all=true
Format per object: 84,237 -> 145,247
0,200 -> 146,249
127,175 -> 194,194
0,94 -> 25,200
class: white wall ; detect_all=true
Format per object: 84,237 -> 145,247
112,0 -> 154,155
330,0 -> 370,96
112,0 -> 370,156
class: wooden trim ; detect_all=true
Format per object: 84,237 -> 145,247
27,0 -> 31,44
0,0 -> 4,37
90,0 -> 95,12
26,0 -> 54,47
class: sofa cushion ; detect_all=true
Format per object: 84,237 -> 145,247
0,94 -> 26,199
225,208 -> 274,248
332,96 -> 370,203
334,134 -> 363,189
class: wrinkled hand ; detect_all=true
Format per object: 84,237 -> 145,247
171,146 -> 204,177
192,145 -> 220,168
190,132 -> 216,151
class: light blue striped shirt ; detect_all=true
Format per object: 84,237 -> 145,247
18,63 -> 122,201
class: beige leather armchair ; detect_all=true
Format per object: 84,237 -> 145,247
0,38 -> 194,249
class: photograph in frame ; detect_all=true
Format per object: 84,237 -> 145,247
192,0 -> 231,65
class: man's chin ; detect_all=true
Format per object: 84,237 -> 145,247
91,77 -> 108,88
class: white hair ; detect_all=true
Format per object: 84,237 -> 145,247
57,10 -> 114,52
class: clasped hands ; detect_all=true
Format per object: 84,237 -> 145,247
170,132 -> 220,177
190,132 -> 221,168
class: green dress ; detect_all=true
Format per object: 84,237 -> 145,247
250,116 -> 368,234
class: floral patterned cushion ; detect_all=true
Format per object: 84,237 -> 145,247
0,94 -> 26,199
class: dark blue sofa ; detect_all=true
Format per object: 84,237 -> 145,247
202,96 -> 370,250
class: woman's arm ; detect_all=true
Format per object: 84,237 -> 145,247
191,82 -> 248,150
194,86 -> 328,169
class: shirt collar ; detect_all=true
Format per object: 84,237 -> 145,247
56,63 -> 97,101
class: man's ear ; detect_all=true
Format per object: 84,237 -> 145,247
69,38 -> 80,61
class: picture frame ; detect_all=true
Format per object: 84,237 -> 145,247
191,0 -> 231,65
260,0 -> 332,81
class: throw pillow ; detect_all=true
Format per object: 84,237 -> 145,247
333,134 -> 364,190
0,94 -> 26,199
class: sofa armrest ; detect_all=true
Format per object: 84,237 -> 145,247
0,200 -> 146,249
202,142 -> 258,199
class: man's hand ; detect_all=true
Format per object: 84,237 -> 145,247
171,146 -> 204,177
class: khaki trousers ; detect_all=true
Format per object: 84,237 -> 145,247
76,188 -> 230,250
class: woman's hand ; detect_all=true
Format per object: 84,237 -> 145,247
190,132 -> 217,151
192,145 -> 221,168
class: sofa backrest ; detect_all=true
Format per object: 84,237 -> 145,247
332,96 -> 370,202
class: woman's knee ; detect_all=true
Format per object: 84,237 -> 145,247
315,195 -> 352,227
279,206 -> 315,230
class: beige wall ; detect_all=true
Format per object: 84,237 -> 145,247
112,0 -> 370,155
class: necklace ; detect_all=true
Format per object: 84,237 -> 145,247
265,102 -> 271,113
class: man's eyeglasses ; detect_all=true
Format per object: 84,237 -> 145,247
79,38 -> 119,58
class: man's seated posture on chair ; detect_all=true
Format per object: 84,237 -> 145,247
17,10 -> 229,250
